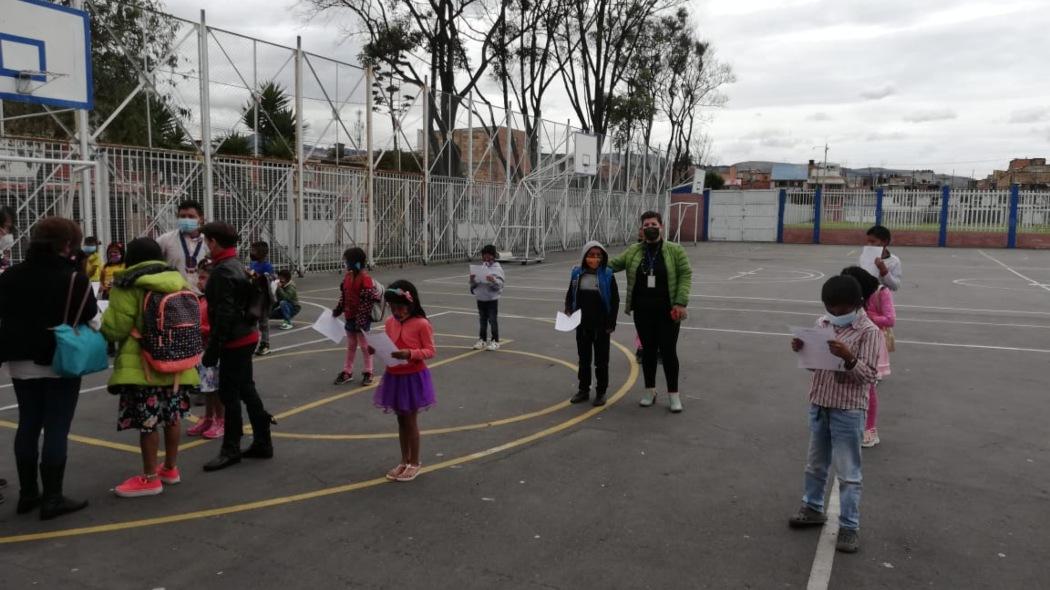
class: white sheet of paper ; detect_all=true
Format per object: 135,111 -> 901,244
790,325 -> 844,371
858,246 -> 883,278
555,310 -> 582,332
91,281 -> 101,297
311,309 -> 346,344
96,300 -> 109,314
365,331 -> 407,366
469,264 -> 490,282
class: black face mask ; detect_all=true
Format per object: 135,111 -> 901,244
643,227 -> 660,241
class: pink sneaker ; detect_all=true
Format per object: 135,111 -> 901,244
202,418 -> 225,440
114,475 -> 163,498
155,465 -> 181,485
186,417 -> 212,437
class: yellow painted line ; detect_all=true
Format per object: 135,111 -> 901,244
271,350 -> 578,440
0,421 -> 211,456
0,341 -> 636,544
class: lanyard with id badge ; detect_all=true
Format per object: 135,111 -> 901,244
181,235 -> 203,273
644,247 -> 659,289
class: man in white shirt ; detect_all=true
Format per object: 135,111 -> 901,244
156,199 -> 207,294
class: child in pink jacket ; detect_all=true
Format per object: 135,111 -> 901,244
842,267 -> 894,448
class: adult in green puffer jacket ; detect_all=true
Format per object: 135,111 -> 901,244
608,210 -> 693,413
101,238 -> 199,498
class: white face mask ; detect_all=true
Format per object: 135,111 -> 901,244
0,233 -> 14,252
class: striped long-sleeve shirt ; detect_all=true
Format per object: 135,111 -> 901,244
808,311 -> 882,410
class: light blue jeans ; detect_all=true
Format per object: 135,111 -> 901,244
802,404 -> 865,530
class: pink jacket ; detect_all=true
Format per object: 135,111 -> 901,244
384,315 -> 435,375
865,286 -> 895,329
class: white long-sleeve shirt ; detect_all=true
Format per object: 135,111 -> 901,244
878,253 -> 902,291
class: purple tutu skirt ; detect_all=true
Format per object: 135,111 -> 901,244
373,368 -> 436,415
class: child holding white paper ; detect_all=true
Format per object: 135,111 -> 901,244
864,225 -> 902,291
469,244 -> 505,351
564,241 -> 619,406
787,275 -> 880,554
369,280 -> 436,482
332,247 -> 379,386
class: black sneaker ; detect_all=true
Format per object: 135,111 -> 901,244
836,528 -> 859,553
593,391 -> 607,407
788,505 -> 828,528
255,343 -> 271,356
333,371 -> 353,385
361,373 -> 375,386
570,390 -> 589,404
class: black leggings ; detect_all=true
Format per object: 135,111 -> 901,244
13,377 -> 81,466
633,307 -> 681,392
477,300 -> 499,341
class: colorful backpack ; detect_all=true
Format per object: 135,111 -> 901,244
136,289 -> 203,385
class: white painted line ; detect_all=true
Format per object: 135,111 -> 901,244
978,250 -> 1050,293
728,267 -> 763,280
807,481 -> 841,590
0,403 -> 18,411
845,249 -> 856,257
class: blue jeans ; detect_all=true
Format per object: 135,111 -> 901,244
477,300 -> 499,341
269,301 -> 299,322
802,404 -> 865,530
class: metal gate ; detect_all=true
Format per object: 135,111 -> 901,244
708,190 -> 778,242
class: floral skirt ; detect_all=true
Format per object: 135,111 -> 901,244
115,385 -> 192,433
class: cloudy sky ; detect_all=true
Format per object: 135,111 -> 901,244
163,0 -> 1050,177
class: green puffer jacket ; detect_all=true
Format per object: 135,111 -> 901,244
101,261 -> 201,389
608,240 -> 693,313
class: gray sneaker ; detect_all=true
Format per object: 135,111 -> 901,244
836,528 -> 859,553
788,505 -> 828,528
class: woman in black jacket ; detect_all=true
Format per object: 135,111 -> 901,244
0,217 -> 95,520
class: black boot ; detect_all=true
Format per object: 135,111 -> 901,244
593,390 -> 607,407
242,414 -> 274,459
16,457 -> 41,515
39,462 -> 87,521
570,389 -> 590,404
203,445 -> 242,472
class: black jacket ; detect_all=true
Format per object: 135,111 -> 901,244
203,255 -> 256,365
0,246 -> 98,366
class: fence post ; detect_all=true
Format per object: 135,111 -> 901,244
1007,183 -> 1020,249
198,10 -> 215,223
701,188 -> 711,241
813,187 -> 822,244
875,187 -> 884,226
365,66 -> 375,265
776,188 -> 786,243
938,185 -> 950,247
422,79 -> 430,264
294,35 -> 305,272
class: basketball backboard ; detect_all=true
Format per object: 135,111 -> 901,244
574,132 -> 598,176
0,0 -> 93,110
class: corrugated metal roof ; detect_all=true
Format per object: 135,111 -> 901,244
772,163 -> 808,181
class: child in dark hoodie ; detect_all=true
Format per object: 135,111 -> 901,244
564,241 -> 620,406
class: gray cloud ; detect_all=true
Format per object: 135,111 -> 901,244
1009,107 -> 1050,124
865,131 -> 909,141
860,86 -> 896,101
807,112 -> 833,121
903,109 -> 957,123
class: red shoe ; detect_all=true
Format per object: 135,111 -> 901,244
202,418 -> 225,440
114,475 -> 163,498
186,417 -> 212,437
155,465 -> 181,485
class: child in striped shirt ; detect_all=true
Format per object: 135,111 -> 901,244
788,275 -> 881,554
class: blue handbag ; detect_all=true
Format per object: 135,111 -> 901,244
51,274 -> 109,378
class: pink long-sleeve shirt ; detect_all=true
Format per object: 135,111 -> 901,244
865,286 -> 895,329
383,315 -> 436,375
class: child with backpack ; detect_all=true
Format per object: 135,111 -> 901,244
469,244 -> 505,351
564,241 -> 620,407
332,247 -> 381,386
186,259 -> 224,439
101,237 -> 202,498
248,241 -> 275,356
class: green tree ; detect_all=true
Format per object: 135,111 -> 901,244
705,170 -> 725,190
240,82 -> 297,160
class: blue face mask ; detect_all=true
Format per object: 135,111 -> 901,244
345,261 -> 361,271
828,310 -> 858,327
83,246 -> 97,254
178,218 -> 199,234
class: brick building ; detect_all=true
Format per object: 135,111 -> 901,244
984,157 -> 1050,189
449,127 -> 532,183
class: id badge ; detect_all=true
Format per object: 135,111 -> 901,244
185,256 -> 197,271
647,275 -> 656,288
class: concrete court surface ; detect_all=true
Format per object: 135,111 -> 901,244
0,242 -> 1048,589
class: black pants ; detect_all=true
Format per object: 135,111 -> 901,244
218,344 -> 272,452
477,300 -> 499,341
576,327 -> 611,394
13,377 -> 80,468
633,306 -> 681,392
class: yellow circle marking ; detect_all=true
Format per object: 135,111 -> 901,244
0,340 -> 637,544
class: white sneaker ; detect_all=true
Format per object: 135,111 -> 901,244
473,339 -> 486,350
486,340 -> 500,351
639,389 -> 657,407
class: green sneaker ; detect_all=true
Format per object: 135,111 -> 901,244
639,390 -> 657,407
668,393 -> 683,413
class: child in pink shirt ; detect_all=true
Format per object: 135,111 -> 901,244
842,267 -> 894,447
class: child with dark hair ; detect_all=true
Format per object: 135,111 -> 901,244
83,236 -> 102,281
787,274 -> 881,554
248,241 -> 275,356
333,247 -> 379,386
99,242 -> 126,299
270,269 -> 301,330
469,244 -> 505,351
187,258 -> 225,440
865,225 -> 902,291
565,241 -> 619,406
371,280 -> 435,482
841,266 -> 894,448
